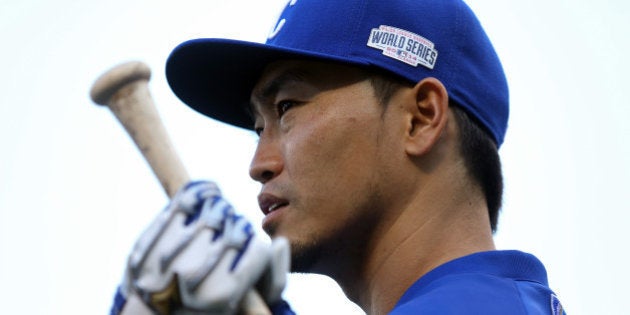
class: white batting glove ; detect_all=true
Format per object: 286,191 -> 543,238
110,181 -> 292,315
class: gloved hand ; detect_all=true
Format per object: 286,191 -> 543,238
110,181 -> 291,315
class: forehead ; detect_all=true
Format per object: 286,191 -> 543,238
250,59 -> 369,105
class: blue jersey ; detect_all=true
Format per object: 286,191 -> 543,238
112,250 -> 564,315
390,250 -> 566,314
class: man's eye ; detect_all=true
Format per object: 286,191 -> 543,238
276,100 -> 297,117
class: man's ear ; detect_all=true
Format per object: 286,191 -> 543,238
404,77 -> 449,156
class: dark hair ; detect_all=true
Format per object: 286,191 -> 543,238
450,105 -> 503,232
368,71 -> 503,232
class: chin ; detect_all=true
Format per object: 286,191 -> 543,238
288,237 -> 325,273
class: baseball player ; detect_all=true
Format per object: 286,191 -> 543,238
111,0 -> 567,314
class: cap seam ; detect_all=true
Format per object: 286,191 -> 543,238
347,0 -> 368,59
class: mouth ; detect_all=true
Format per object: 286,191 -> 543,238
258,193 -> 289,215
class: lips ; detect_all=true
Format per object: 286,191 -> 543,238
258,193 -> 289,215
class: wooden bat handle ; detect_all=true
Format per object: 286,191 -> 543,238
90,61 -> 271,315
90,61 -> 188,198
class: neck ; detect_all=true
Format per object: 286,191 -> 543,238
336,166 -> 496,315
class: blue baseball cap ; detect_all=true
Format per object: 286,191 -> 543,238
166,0 -> 509,146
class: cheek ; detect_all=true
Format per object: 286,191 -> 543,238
284,109 -> 383,205
290,113 -> 373,165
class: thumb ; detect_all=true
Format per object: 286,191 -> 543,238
258,237 -> 291,304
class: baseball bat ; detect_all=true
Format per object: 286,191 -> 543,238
90,61 -> 271,315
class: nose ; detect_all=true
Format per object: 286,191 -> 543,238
249,137 -> 283,184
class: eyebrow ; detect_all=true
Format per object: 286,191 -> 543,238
249,69 -> 310,115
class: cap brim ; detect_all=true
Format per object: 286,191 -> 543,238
166,38 -> 370,130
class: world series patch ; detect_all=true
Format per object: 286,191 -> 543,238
367,25 -> 438,69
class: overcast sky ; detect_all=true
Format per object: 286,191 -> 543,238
1,1 -> 628,314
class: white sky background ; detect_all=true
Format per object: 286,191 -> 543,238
0,0 -> 628,314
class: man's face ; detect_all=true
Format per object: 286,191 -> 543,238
249,60 -> 405,273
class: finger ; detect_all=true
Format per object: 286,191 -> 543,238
184,238 -> 269,312
181,215 -> 254,291
258,237 -> 290,304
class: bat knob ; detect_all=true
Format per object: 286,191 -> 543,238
90,61 -> 152,106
